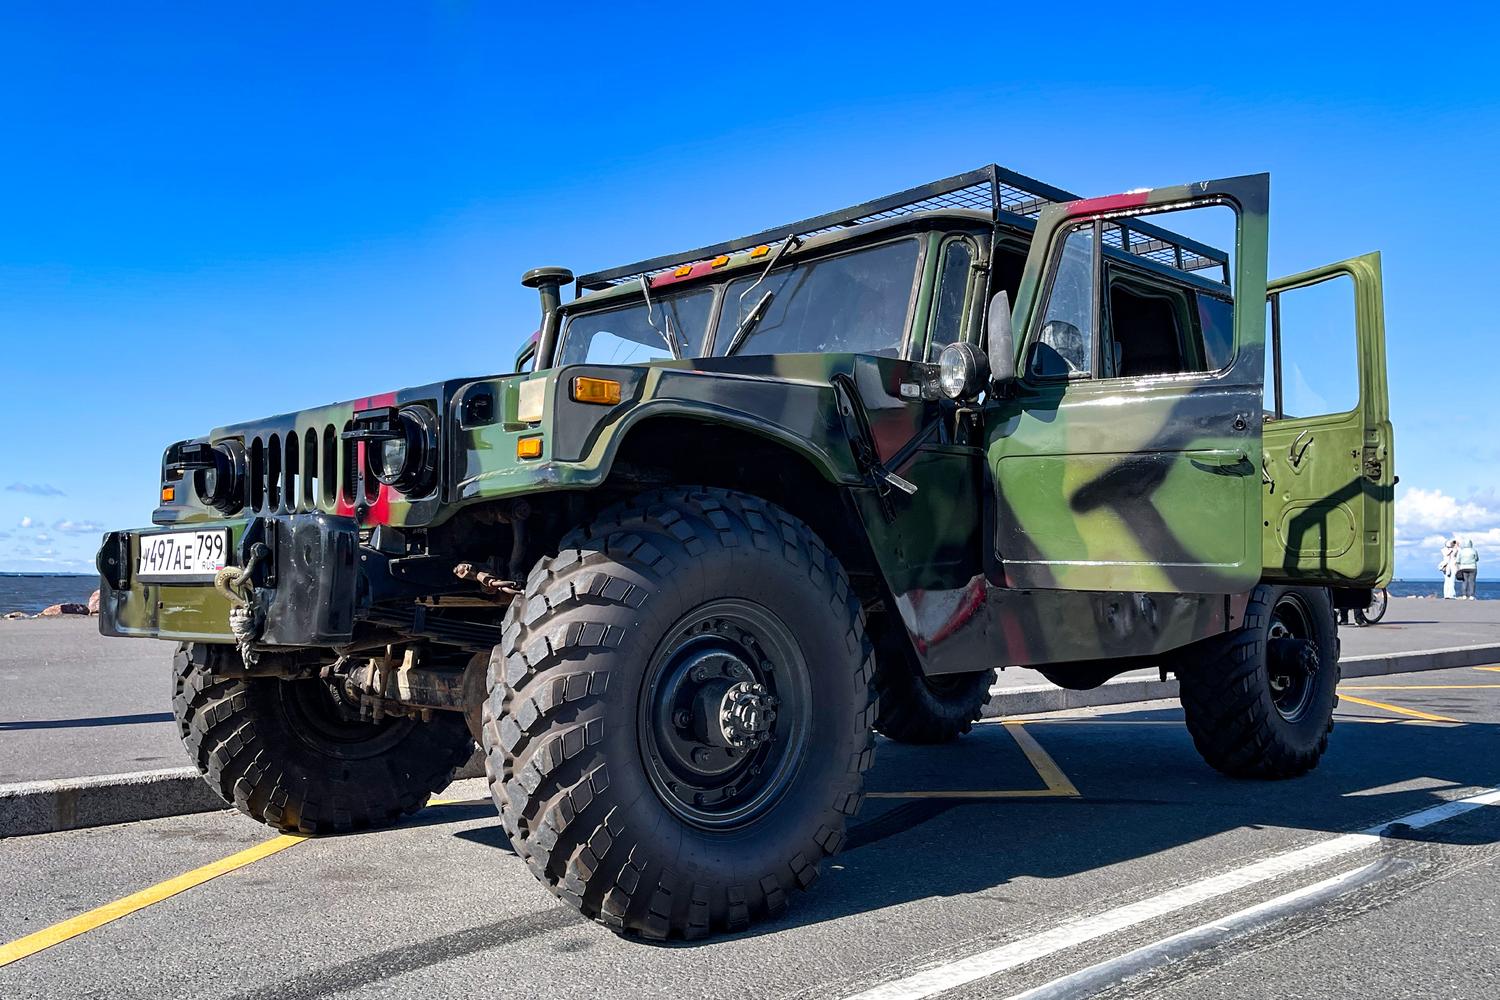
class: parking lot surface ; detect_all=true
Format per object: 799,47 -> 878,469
3,664 -> 1498,999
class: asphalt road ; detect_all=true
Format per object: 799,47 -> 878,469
3,665 -> 1498,999
4,597 -> 1495,783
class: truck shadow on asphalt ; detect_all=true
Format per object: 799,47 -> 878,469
425,709 -> 1500,950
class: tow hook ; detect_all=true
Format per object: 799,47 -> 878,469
214,543 -> 270,666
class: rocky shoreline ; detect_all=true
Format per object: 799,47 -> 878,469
3,589 -> 100,620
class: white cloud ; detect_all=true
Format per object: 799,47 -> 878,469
18,516 -> 33,529
1396,487 -> 1500,537
53,519 -> 104,535
1396,487 -> 1500,572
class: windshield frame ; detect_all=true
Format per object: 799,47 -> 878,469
555,284 -> 723,367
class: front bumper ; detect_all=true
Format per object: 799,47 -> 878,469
97,513 -> 433,648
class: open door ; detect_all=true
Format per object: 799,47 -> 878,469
987,175 -> 1269,594
1262,252 -> 1394,586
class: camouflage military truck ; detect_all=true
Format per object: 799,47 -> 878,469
96,165 -> 1394,939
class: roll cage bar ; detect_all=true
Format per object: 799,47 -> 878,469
574,165 -> 1231,295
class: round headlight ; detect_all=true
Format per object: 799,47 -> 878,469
194,441 -> 245,515
937,342 -> 990,401
377,436 -> 408,482
371,405 -> 438,495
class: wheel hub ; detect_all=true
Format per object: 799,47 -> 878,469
1266,596 -> 1320,721
718,680 -> 779,749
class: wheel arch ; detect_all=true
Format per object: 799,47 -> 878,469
603,414 -> 885,605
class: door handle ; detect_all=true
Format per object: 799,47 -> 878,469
1190,449 -> 1252,475
1288,430 -> 1313,469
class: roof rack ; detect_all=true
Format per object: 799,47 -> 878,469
574,165 -> 1230,294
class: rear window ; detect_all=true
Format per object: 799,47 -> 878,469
714,239 -> 919,357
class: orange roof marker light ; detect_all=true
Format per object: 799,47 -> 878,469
673,264 -> 693,277
749,245 -> 771,259
710,254 -> 731,269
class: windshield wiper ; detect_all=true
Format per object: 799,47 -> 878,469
723,290 -> 774,357
723,234 -> 801,357
638,275 -> 681,359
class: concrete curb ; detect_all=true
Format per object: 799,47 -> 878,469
979,642 -> 1500,719
0,750 -> 488,839
6,645 -> 1497,837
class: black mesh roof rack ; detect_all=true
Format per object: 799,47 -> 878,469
574,165 -> 1230,294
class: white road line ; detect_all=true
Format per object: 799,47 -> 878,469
843,786 -> 1500,1000
1003,859 -> 1402,1000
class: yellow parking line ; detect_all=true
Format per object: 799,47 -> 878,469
871,721 -> 1080,800
1014,719 -> 1181,726
0,795 -> 492,970
1476,666 -> 1500,673
1341,684 -> 1500,691
0,833 -> 308,969
1338,694 -> 1458,724
1005,721 -> 1082,796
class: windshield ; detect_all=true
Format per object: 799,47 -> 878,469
558,288 -> 715,366
714,239 -> 919,357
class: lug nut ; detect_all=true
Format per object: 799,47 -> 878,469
691,666 -> 708,682
692,747 -> 711,765
673,710 -> 691,729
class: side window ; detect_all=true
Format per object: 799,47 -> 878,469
1265,273 -> 1358,419
926,238 -> 973,359
1105,274 -> 1187,377
558,289 -> 715,366
1029,205 -> 1237,383
1030,225 -> 1095,378
714,239 -> 919,357
1104,276 -> 1234,379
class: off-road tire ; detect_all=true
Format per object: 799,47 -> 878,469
1177,584 -> 1340,779
874,629 -> 993,744
172,643 -> 474,833
484,487 -> 877,939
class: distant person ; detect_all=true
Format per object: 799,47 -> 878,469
1441,538 -> 1460,599
1456,539 -> 1480,600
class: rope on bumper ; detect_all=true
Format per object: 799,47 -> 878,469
214,544 -> 268,667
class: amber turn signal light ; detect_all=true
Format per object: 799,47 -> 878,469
571,376 -> 622,406
160,486 -> 176,503
516,436 -> 543,460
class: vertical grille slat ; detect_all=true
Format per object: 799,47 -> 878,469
249,437 -> 265,512
322,425 -> 338,510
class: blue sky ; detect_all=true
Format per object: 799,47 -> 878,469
1,4 -> 1496,578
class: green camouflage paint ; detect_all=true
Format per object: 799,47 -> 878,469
98,170 -> 1393,679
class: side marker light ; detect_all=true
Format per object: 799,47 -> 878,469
571,376 -> 622,406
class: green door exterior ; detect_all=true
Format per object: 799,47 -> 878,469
1262,252 -> 1394,586
987,176 -> 1270,595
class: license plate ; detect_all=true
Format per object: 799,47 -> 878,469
135,529 -> 233,582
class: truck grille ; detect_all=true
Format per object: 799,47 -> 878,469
242,423 -> 354,514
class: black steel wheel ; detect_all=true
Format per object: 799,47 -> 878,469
485,488 -> 877,939
873,620 -> 993,744
1177,584 -> 1340,779
172,644 -> 474,833
638,599 -> 812,829
1354,587 -> 1389,626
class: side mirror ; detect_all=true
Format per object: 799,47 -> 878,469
986,290 -> 1018,386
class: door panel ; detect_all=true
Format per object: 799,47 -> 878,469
988,176 -> 1269,593
1262,252 -> 1393,585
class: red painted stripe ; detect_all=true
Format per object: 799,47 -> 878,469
1067,190 -> 1151,215
353,391 -> 399,525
